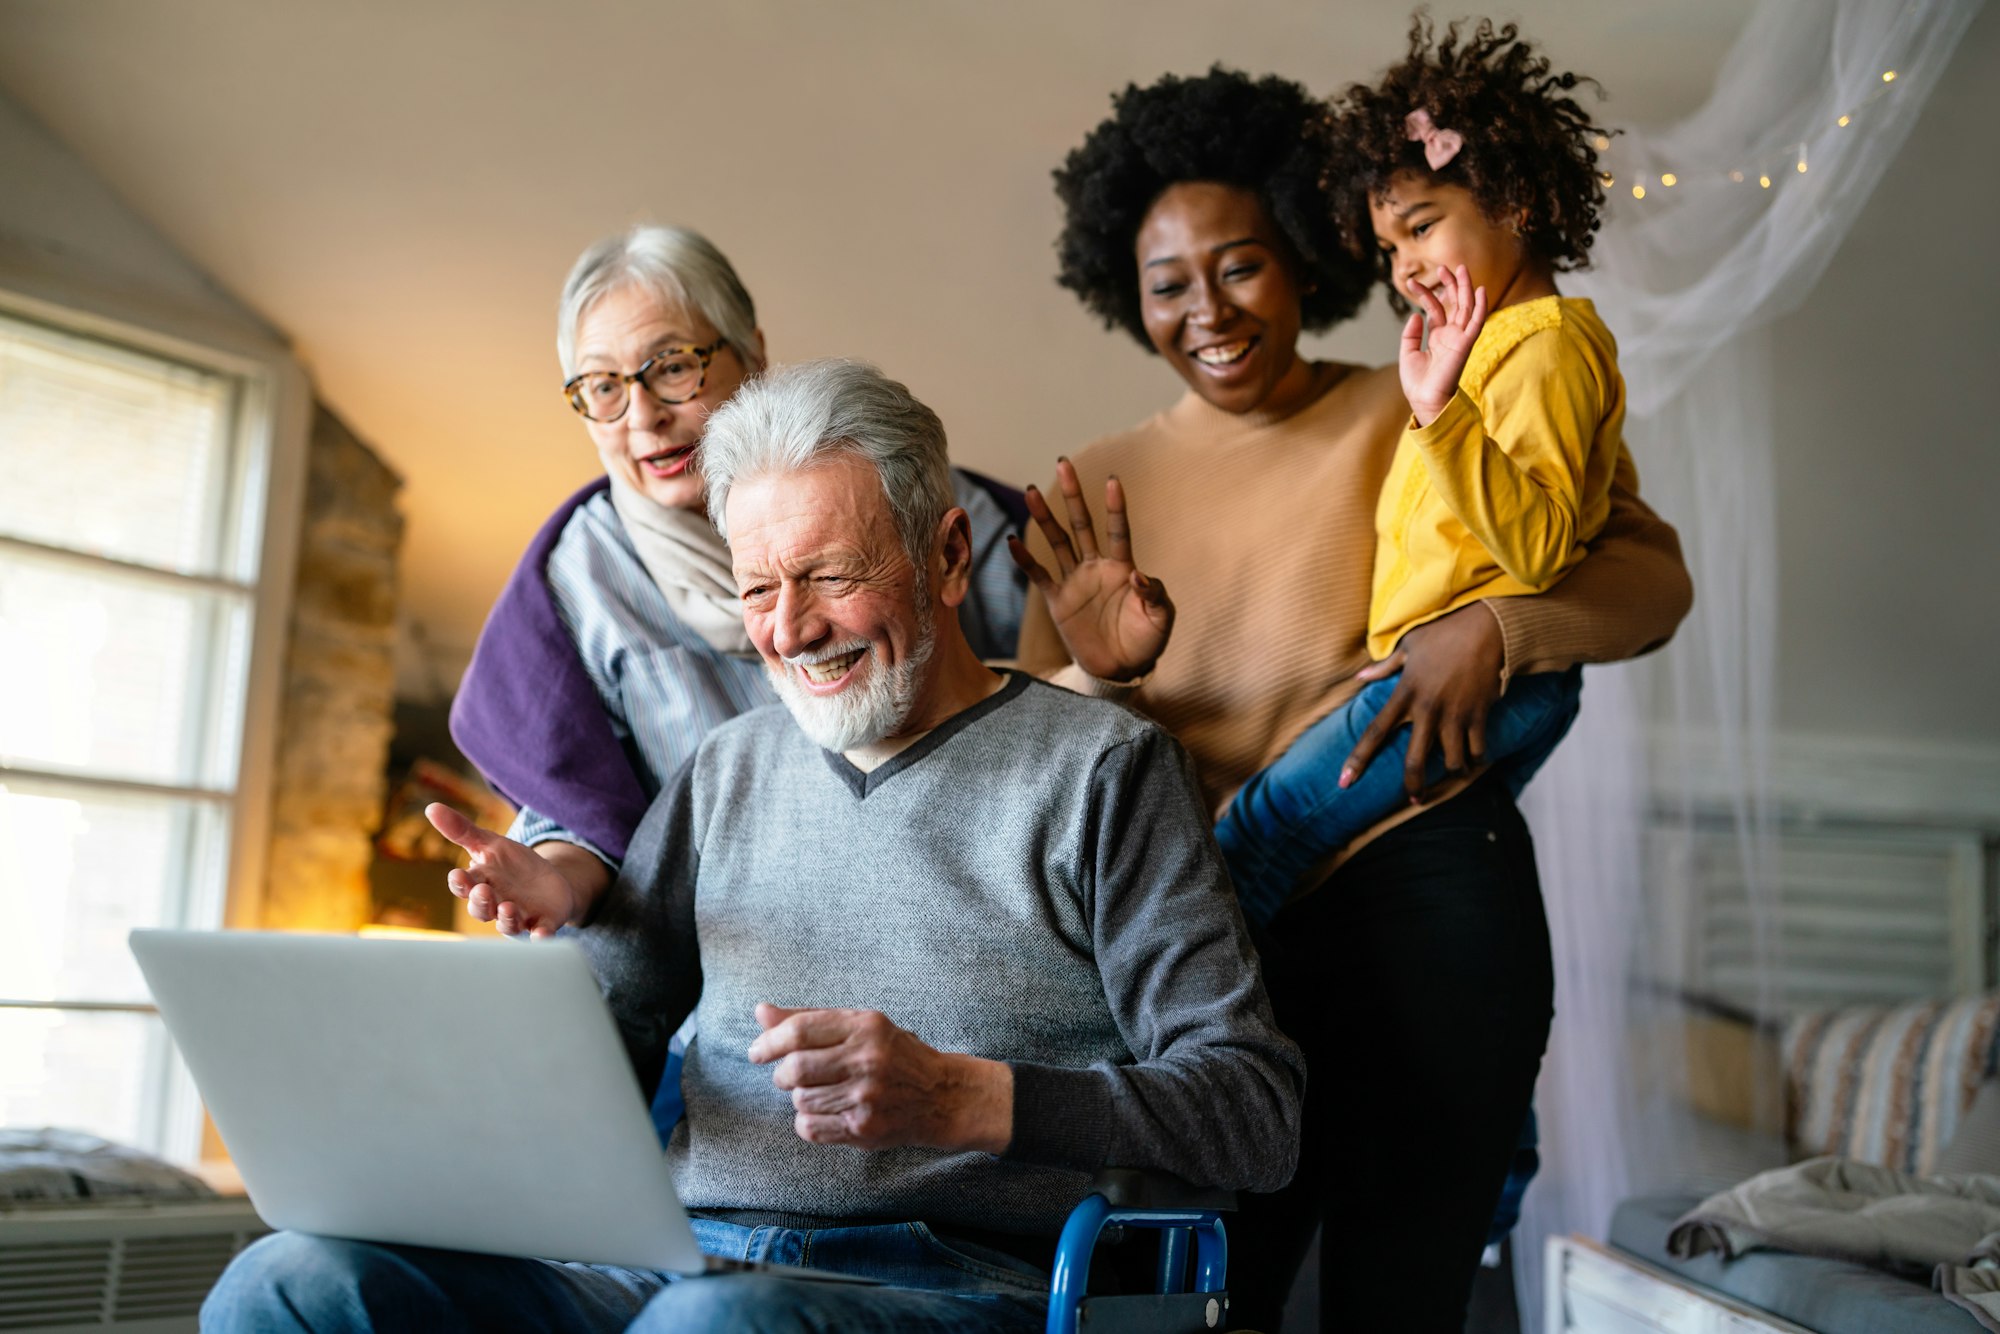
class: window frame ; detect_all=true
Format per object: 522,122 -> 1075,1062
0,268 -> 312,1161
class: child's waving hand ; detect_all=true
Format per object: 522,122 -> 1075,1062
1399,263 -> 1488,427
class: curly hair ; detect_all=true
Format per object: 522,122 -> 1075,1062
1053,66 -> 1375,350
1323,15 -> 1610,310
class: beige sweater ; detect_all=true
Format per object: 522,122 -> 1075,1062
1018,362 -> 1692,817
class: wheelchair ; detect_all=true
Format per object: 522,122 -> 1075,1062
1045,1169 -> 1237,1334
658,1061 -> 1243,1330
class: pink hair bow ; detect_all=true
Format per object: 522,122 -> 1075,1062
1404,108 -> 1463,172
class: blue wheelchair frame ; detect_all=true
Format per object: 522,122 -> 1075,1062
660,1070 -> 1238,1331
1045,1171 -> 1234,1334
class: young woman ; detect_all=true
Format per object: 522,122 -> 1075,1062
1012,66 -> 1691,1332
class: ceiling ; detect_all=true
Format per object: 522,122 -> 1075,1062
0,0 -> 1751,681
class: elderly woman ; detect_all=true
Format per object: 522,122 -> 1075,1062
448,226 -> 1026,923
1014,69 -> 1693,1332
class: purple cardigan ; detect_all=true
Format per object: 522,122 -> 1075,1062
448,478 -> 650,860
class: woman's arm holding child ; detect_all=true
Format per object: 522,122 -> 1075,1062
1485,451 -> 1692,682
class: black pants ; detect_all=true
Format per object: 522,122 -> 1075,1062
1228,772 -> 1555,1333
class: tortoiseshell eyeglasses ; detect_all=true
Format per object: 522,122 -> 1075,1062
562,338 -> 728,421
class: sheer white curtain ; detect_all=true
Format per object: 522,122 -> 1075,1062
1513,0 -> 1985,1319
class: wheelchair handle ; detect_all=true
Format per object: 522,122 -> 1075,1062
1046,1173 -> 1231,1334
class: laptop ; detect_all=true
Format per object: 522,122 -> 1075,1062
129,928 -> 869,1280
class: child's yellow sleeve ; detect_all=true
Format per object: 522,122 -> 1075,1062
1403,328 -> 1607,591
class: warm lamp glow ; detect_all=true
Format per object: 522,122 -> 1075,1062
357,925 -> 465,942
1797,160 -> 1809,173
1632,184 -> 1646,199
1759,174 -> 1772,188
1882,69 -> 1897,82
1660,173 -> 1678,187
1593,134 -> 1611,150
1838,114 -> 1851,127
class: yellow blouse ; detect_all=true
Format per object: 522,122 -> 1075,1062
1367,294 -> 1629,660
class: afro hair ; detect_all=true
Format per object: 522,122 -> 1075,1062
1324,15 -> 1612,311
1053,66 -> 1376,350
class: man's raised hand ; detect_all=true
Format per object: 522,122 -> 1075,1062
747,1003 -> 1012,1154
425,803 -> 585,938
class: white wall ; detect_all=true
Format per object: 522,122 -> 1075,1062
0,0 -> 1752,687
0,93 -> 275,343
3,0 -> 1992,752
1765,3 -> 2000,749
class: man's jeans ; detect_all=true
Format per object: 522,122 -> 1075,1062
201,1215 -> 1051,1333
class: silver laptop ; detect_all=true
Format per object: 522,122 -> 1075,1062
129,929 -> 867,1280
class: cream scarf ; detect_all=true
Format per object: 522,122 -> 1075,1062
606,475 -> 753,656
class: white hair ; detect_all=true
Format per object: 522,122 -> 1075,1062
555,225 -> 764,377
700,359 -> 956,571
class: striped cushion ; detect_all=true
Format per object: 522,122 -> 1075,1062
1783,995 -> 2000,1174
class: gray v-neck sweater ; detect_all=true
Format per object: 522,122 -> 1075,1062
579,671 -> 1303,1235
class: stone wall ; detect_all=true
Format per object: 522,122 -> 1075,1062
258,405 -> 404,931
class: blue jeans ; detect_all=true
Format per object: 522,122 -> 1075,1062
201,1216 -> 1050,1333
1215,666 -> 1582,928
650,1037 -> 686,1146
1489,1106 -> 1540,1247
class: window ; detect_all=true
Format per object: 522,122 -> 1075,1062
0,308 -> 280,1163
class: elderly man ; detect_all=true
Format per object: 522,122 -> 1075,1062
204,360 -> 1301,1333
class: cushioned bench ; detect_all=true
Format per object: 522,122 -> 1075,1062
1609,1193 -> 1983,1334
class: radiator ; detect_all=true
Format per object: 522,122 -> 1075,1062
0,1199 -> 264,1333
1652,818 -> 1990,1011
1646,729 -> 2000,1013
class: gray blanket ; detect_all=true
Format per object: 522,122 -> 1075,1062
1939,1234 -> 2000,1333
1669,1156 -> 2000,1331
0,1127 -> 216,1207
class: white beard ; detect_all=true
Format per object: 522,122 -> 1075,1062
767,605 -> 936,754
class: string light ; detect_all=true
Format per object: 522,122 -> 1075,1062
1605,63 -> 1909,201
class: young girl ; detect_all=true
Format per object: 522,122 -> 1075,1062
1215,17 -> 1628,926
